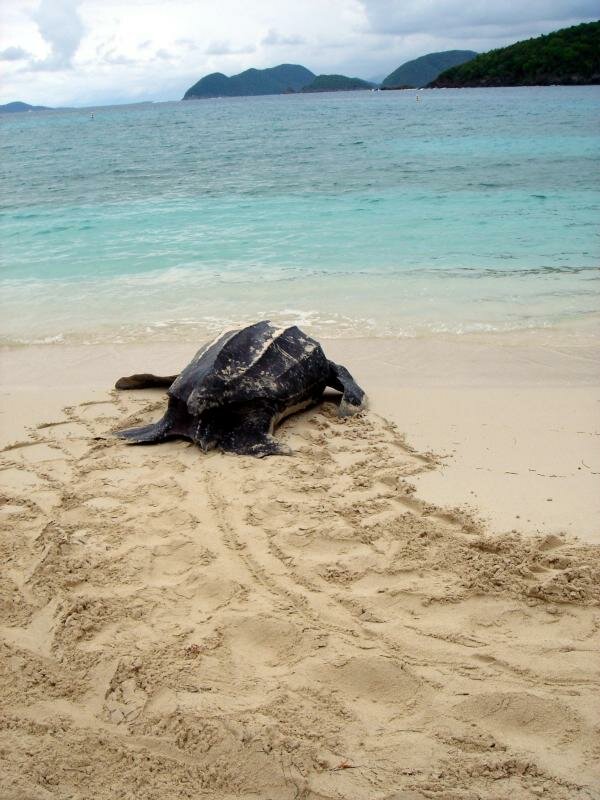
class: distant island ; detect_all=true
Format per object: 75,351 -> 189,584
183,64 -> 315,99
429,21 -> 600,87
0,101 -> 51,114
301,74 -> 374,92
183,64 -> 376,99
381,50 -> 477,89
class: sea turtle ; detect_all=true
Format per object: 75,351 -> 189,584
114,320 -> 366,457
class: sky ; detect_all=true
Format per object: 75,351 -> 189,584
0,1 -> 597,107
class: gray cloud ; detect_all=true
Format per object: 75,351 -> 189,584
103,51 -> 136,66
0,46 -> 31,61
30,0 -> 84,70
261,29 -> 306,46
205,40 -> 256,56
360,0 -> 599,36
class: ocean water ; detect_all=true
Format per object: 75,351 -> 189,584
1,86 -> 599,345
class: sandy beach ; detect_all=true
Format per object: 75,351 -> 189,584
1,333 -> 599,799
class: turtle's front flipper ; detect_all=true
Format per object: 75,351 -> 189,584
115,373 -> 178,390
222,434 -> 292,458
213,407 -> 292,458
327,361 -> 366,416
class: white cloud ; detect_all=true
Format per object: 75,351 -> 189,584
30,0 -> 84,70
261,28 -> 306,46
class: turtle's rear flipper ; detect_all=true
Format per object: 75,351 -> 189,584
327,361 -> 366,416
115,373 -> 178,390
115,400 -> 183,444
115,416 -> 172,444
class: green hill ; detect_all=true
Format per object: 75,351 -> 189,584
381,51 -> 477,89
0,101 -> 51,113
183,64 -> 315,99
429,21 -> 600,87
301,74 -> 374,92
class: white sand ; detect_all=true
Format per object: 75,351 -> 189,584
1,335 -> 599,799
3,334 -> 599,542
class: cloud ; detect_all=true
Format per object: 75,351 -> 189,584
103,50 -> 136,65
0,46 -> 31,61
359,0 -> 599,37
261,28 -> 306,46
205,40 -> 256,56
30,0 -> 84,70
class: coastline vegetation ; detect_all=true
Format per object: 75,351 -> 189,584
381,50 -> 477,89
300,74 -> 374,92
429,21 -> 600,87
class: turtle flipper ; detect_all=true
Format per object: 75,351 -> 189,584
222,434 -> 292,458
115,398 -> 186,444
210,407 -> 292,457
327,361 -> 366,416
115,417 -> 172,444
115,373 -> 178,390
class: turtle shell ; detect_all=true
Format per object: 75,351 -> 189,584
169,321 -> 330,414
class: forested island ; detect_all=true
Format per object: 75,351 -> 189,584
381,51 -> 477,89
183,64 -> 315,99
301,74 -> 374,92
181,55 -> 468,100
429,21 -> 600,87
0,101 -> 51,113
182,64 -> 376,99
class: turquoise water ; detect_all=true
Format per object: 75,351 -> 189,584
1,86 -> 599,344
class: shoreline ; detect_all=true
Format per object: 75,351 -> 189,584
2,321 -> 599,386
